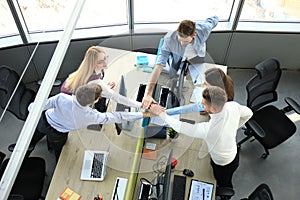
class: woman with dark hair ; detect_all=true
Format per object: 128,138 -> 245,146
166,67 -> 234,115
204,67 -> 234,101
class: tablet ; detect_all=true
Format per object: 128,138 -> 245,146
188,179 -> 214,200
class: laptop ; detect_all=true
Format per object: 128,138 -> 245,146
80,150 -> 109,181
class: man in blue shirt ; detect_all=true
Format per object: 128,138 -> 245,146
142,16 -> 219,109
29,83 -> 151,161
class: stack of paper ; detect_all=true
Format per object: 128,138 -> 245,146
190,86 -> 205,103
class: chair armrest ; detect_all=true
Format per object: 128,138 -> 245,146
0,85 -> 8,94
285,97 -> 300,115
247,119 -> 266,138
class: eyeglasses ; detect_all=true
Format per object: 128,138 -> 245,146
97,55 -> 109,65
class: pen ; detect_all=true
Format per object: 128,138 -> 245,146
203,188 -> 205,200
194,74 -> 198,84
194,73 -> 201,84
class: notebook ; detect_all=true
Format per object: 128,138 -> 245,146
80,150 -> 109,181
190,86 -> 204,103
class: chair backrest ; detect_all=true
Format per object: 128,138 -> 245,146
247,183 -> 274,200
0,65 -> 36,120
246,58 -> 281,112
0,157 -> 46,200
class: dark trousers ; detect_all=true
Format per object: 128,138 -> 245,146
94,97 -> 107,112
210,151 -> 239,188
31,111 -> 68,161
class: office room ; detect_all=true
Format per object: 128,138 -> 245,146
0,0 -> 300,199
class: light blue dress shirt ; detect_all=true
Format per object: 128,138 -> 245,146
156,16 -> 219,72
28,93 -> 143,133
166,102 -> 204,115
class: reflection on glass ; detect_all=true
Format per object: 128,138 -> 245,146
134,0 -> 234,22
17,0 -> 127,33
17,0 -> 75,32
240,0 -> 300,21
76,0 -> 127,28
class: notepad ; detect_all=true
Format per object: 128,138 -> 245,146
188,63 -> 205,85
111,177 -> 128,200
59,187 -> 81,200
142,149 -> 157,160
190,86 -> 205,103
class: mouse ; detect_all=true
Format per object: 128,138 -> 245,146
183,168 -> 194,177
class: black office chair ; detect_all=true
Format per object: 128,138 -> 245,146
241,183 -> 274,200
0,65 -> 36,121
237,58 -> 300,158
0,151 -> 46,200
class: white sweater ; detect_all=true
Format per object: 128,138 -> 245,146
159,101 -> 253,165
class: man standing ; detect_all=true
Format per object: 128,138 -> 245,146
142,16 -> 219,109
28,83 -> 151,161
149,86 -> 253,190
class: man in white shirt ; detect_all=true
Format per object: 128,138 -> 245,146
149,86 -> 253,189
29,83 -> 151,161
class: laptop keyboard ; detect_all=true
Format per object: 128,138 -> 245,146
91,153 -> 104,178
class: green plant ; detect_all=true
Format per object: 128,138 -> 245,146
167,127 -> 178,139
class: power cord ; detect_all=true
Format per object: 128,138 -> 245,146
152,155 -> 167,174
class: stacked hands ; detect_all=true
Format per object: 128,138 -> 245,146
142,95 -> 166,116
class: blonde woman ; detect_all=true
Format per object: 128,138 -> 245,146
61,46 -> 115,94
61,46 -> 141,111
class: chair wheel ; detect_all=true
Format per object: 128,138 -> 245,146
244,129 -> 252,136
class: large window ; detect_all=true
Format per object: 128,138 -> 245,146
238,0 -> 300,31
0,1 -> 19,37
134,0 -> 234,23
1,0 -> 300,48
17,0 -> 75,33
76,0 -> 128,29
17,0 -> 128,33
240,0 -> 300,21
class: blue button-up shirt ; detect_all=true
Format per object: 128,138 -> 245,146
157,16 -> 219,71
167,102 -> 204,115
